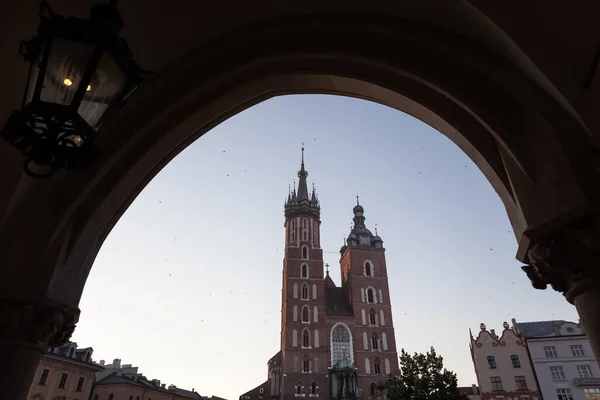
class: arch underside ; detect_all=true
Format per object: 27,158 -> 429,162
0,13 -> 593,308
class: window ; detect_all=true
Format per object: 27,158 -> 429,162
331,323 -> 353,366
301,283 -> 309,300
584,389 -> 600,400
130,396 -> 134,400
311,382 -> 317,395
296,382 -> 303,394
108,395 -> 114,400
544,346 -> 558,357
301,264 -> 309,279
550,366 -> 566,381
39,369 -> 49,385
371,333 -> 379,350
557,388 -> 573,400
370,383 -> 377,396
571,344 -> 585,356
302,246 -> 309,260
77,377 -> 84,391
94,395 -> 99,400
260,388 -> 264,394
58,373 -> 68,388
303,356 -> 310,373
290,220 -> 296,242
487,356 -> 496,369
511,355 -> 521,368
303,329 -> 310,348
302,306 -> 310,323
374,358 -> 381,374
515,376 -> 527,390
566,327 -> 575,333
302,219 -> 308,241
365,262 -> 372,276
369,309 -> 377,326
578,365 -> 593,378
366,288 -> 375,303
491,377 -> 503,391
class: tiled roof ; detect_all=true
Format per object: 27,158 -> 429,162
516,320 -> 574,337
96,373 -> 201,399
324,273 -> 336,289
239,380 -> 269,399
325,287 -> 353,316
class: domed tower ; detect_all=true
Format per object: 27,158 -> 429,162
280,148 -> 328,400
339,198 -> 399,399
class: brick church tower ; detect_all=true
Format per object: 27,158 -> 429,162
240,150 -> 399,400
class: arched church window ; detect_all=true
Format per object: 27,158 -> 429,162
372,333 -> 379,350
303,355 -> 310,372
370,383 -> 377,395
301,264 -> 309,279
290,220 -> 296,242
366,288 -> 375,303
365,261 -> 373,277
302,219 -> 308,241
293,283 -> 298,299
301,283 -> 309,300
374,358 -> 381,374
371,332 -> 379,350
302,246 -> 309,260
293,356 -> 299,372
302,306 -> 310,323
295,382 -> 302,394
331,323 -> 353,366
302,329 -> 310,348
311,382 -> 317,394
369,309 -> 377,326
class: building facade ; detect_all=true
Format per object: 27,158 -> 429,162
470,322 -> 541,400
27,342 -> 103,400
241,151 -> 399,400
458,385 -> 482,400
514,319 -> 600,400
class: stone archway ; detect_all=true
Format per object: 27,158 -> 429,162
1,8 -> 599,400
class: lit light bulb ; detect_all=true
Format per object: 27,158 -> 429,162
63,78 -> 73,86
86,85 -> 91,91
73,136 -> 83,145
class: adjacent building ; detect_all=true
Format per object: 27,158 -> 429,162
514,319 -> 600,400
470,322 -> 541,400
27,342 -> 104,400
241,150 -> 400,400
458,385 -> 481,400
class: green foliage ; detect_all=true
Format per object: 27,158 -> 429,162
385,347 -> 469,400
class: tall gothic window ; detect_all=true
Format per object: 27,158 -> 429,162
303,329 -> 310,348
301,264 -> 309,279
365,261 -> 372,276
295,382 -> 302,394
290,220 -> 296,243
369,309 -> 377,326
302,306 -> 310,323
374,358 -> 381,374
372,333 -> 379,350
303,355 -> 310,372
331,323 -> 353,366
370,383 -> 377,395
302,246 -> 309,260
302,219 -> 308,241
367,288 -> 375,303
311,382 -> 317,395
301,283 -> 309,300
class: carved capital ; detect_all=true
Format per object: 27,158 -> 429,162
0,299 -> 79,349
522,216 -> 600,303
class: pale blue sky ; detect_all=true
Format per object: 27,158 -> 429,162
72,95 -> 578,400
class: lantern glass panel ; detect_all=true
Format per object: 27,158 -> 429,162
40,38 -> 96,106
78,52 -> 126,129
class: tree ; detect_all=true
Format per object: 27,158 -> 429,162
386,347 -> 469,400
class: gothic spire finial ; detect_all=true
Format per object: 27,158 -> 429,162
356,195 -> 360,206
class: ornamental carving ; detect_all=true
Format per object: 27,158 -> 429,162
0,300 -> 79,348
522,216 -> 600,303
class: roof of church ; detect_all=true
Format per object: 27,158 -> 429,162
324,271 -> 336,289
325,287 -> 354,316
269,351 -> 282,366
239,380 -> 269,400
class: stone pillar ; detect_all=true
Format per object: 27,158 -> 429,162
522,216 -> 600,360
0,299 -> 79,400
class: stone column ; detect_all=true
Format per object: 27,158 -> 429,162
0,299 -> 79,400
522,216 -> 600,360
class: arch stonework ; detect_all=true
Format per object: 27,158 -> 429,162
0,3 -> 600,399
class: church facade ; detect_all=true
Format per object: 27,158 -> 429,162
240,151 -> 399,400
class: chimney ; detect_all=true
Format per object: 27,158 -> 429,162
161,384 -> 166,389
552,325 -> 561,336
99,360 -> 105,366
472,384 -> 478,394
113,358 -> 121,368
511,318 -> 518,332
490,329 -> 496,337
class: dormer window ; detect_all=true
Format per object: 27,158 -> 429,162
360,237 -> 370,245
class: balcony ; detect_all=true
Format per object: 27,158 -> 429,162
573,378 -> 600,387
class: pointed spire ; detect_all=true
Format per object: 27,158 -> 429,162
356,195 -> 360,206
375,224 -> 378,236
296,146 -> 309,200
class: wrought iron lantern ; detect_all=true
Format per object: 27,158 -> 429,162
1,0 -> 147,177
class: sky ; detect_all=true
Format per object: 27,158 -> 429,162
72,94 -> 579,399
